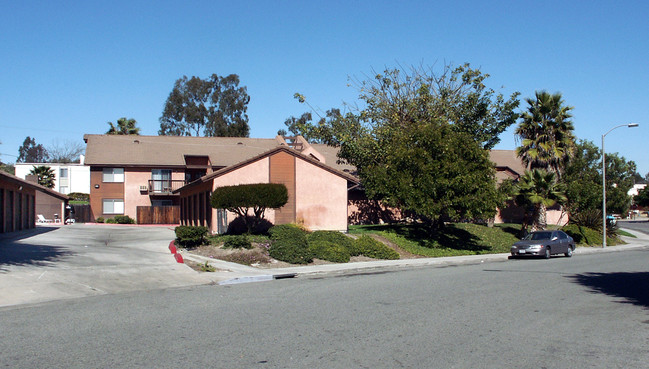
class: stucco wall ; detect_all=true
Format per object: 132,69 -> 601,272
211,158 -> 274,228
295,158 -> 348,231
124,169 -> 153,218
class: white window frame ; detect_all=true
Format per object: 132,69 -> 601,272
60,168 -> 69,178
102,168 -> 124,183
102,199 -> 124,214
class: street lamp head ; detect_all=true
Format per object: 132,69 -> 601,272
628,123 -> 639,127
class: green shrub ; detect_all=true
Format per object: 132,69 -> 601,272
212,183 -> 288,233
68,192 -> 90,202
307,231 -> 358,255
353,235 -> 400,260
96,217 -> 105,223
269,239 -> 313,264
563,224 -> 619,246
222,235 -> 252,249
269,224 -> 309,242
267,224 -> 318,264
309,240 -> 350,263
175,225 -> 209,248
106,217 -> 116,224
114,215 -> 135,224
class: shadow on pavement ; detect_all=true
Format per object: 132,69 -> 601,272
0,226 -> 60,242
0,227 -> 72,272
568,272 -> 649,309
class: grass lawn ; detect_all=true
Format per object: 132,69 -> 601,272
349,223 -> 521,257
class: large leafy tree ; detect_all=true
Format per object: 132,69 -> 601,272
159,74 -> 250,137
29,165 -> 55,188
17,136 -> 49,163
635,186 -> 649,207
515,91 -> 576,175
107,117 -> 140,135
285,64 -> 520,150
563,140 -> 637,217
513,169 -> 567,231
291,65 -> 507,230
604,153 -> 636,215
563,140 -> 602,217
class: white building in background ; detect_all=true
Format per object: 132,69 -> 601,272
14,155 -> 90,195
628,183 -> 647,197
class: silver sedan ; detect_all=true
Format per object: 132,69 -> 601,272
510,230 -> 575,259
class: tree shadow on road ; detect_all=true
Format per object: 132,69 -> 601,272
568,272 -> 649,309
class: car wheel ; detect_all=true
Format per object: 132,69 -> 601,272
544,247 -> 551,259
564,246 -> 573,258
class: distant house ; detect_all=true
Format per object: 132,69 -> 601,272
490,150 -> 567,226
83,134 -> 358,231
0,171 -> 69,233
14,156 -> 90,195
628,183 -> 647,197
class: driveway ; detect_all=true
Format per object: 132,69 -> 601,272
0,224 -> 209,307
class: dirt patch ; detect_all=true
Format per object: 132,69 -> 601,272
183,236 -> 417,272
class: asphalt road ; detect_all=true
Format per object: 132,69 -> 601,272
619,219 -> 649,235
1,247 -> 648,368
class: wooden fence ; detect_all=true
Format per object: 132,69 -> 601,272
70,204 -> 92,223
136,206 -> 180,224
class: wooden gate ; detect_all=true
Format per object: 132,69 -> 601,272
136,206 -> 180,224
70,204 -> 92,223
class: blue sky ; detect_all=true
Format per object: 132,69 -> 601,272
1,0 -> 647,175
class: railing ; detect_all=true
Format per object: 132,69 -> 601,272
147,179 -> 187,195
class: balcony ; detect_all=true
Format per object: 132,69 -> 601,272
146,179 -> 187,195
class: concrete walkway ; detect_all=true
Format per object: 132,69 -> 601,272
181,227 -> 649,286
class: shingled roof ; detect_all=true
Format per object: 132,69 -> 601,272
83,134 -> 356,173
489,150 -> 528,181
84,134 -> 288,167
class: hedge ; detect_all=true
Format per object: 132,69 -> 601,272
307,231 -> 359,256
268,224 -> 312,264
175,225 -> 209,248
309,240 -> 350,263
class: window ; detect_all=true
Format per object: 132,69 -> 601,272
103,168 -> 124,182
102,199 -> 124,214
151,169 -> 172,192
60,168 -> 69,178
60,186 -> 69,195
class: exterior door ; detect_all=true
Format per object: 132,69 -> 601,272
152,169 -> 172,192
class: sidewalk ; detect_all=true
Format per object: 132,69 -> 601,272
180,227 -> 649,286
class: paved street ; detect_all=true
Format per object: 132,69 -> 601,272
1,244 -> 649,368
617,219 -> 649,235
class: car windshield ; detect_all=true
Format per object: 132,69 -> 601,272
524,232 -> 553,241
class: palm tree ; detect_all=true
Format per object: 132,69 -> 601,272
107,117 -> 140,135
515,91 -> 575,175
514,169 -> 567,231
29,165 -> 56,188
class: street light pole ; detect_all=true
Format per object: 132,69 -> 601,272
602,123 -> 639,248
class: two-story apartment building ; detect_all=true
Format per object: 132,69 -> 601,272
83,134 -> 358,231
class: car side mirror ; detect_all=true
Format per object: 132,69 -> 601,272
551,236 -> 558,241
